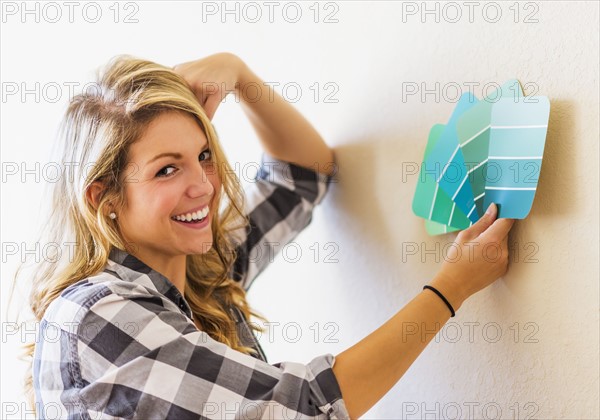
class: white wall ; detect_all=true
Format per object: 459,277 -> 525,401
2,2 -> 598,418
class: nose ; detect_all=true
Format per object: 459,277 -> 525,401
185,161 -> 215,199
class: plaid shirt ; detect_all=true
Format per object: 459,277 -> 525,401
33,152 -> 348,419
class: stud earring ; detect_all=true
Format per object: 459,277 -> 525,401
109,212 -> 117,219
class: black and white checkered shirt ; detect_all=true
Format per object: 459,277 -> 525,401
33,152 -> 348,419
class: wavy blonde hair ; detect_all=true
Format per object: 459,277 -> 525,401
8,55 -> 267,413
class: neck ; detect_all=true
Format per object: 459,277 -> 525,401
133,250 -> 188,295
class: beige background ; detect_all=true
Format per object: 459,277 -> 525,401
2,2 -> 598,418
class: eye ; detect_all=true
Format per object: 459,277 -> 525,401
199,148 -> 212,162
156,165 -> 177,178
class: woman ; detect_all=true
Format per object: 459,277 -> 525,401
20,52 -> 514,419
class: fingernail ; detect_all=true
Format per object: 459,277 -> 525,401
485,203 -> 495,215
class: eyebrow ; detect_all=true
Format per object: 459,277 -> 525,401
147,152 -> 183,164
146,141 -> 210,165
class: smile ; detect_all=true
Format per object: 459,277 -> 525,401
171,205 -> 209,223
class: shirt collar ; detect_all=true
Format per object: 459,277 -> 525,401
107,247 -> 193,319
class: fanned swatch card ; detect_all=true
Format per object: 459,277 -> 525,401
412,79 -> 550,235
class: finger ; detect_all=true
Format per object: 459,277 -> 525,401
481,217 -> 516,241
501,234 -> 511,268
193,87 -> 208,109
202,94 -> 223,120
462,202 -> 498,240
172,60 -> 190,71
500,231 -> 509,255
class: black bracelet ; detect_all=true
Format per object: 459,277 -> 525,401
423,285 -> 455,317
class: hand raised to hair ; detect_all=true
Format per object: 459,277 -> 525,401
172,52 -> 249,120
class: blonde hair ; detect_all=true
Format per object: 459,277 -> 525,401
8,55 -> 267,413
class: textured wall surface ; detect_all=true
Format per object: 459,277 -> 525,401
2,2 -> 598,419
245,3 -> 600,418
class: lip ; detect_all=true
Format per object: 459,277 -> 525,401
171,204 -> 210,219
171,212 -> 210,230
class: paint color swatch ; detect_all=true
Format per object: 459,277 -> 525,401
412,124 -> 472,230
423,92 -> 480,223
483,96 -> 550,218
412,79 -> 550,235
456,79 -> 524,219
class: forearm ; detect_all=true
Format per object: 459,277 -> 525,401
235,65 -> 336,176
332,276 -> 466,419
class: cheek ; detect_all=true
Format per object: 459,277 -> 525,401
207,171 -> 222,202
210,172 -> 222,190
125,186 -> 177,224
203,163 -> 221,189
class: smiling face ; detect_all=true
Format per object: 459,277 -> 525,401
117,110 -> 221,263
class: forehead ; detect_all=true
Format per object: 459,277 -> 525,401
130,111 -> 208,160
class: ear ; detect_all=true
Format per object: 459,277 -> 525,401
86,181 -> 107,213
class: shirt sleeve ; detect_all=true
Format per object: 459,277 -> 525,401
229,151 -> 337,291
75,287 -> 350,419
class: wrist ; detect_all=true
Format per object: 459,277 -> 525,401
234,61 -> 255,99
429,272 -> 468,313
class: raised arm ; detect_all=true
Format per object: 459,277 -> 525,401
234,61 -> 336,177
173,52 -> 336,177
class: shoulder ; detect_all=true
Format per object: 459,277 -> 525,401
42,268 -> 177,335
34,266 -> 200,414
39,266 -> 196,374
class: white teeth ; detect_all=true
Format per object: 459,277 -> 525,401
173,206 -> 209,222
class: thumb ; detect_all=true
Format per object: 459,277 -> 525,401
462,202 -> 498,239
